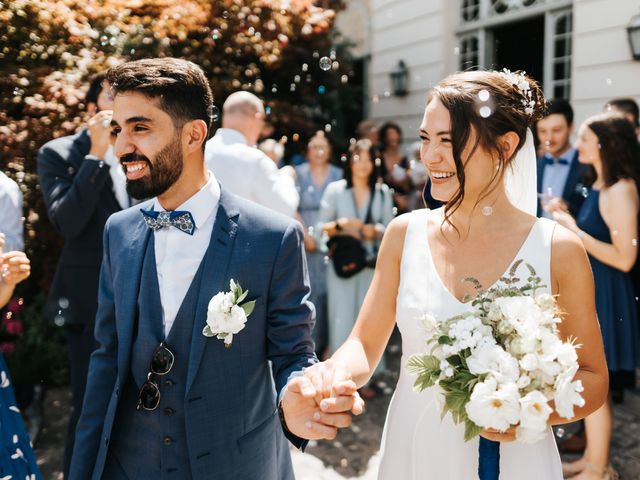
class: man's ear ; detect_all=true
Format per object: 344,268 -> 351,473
183,120 -> 208,153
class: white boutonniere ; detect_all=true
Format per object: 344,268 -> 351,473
203,279 -> 256,348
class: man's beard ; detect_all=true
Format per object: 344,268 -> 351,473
121,136 -> 184,200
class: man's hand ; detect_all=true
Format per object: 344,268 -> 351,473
87,110 -> 114,159
280,360 -> 365,440
1,251 -> 30,286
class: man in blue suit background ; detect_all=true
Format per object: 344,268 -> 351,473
37,73 -> 130,477
536,99 -> 589,218
69,58 -> 361,479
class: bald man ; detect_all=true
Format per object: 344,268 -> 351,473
204,91 -> 299,216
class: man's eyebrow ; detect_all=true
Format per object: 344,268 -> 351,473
110,116 -> 153,127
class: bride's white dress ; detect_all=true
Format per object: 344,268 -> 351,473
378,209 -> 563,479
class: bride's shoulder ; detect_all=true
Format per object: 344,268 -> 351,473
550,221 -> 591,279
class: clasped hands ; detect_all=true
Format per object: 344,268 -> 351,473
280,359 -> 365,440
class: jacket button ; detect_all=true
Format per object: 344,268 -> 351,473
164,379 -> 174,387
164,436 -> 173,446
164,407 -> 175,416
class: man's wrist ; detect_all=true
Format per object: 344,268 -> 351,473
277,399 -> 292,435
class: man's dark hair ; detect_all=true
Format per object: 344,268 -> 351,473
606,97 -> 639,127
543,98 -> 574,125
106,58 -> 214,137
86,73 -> 107,106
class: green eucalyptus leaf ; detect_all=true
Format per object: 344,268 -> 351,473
242,300 -> 256,317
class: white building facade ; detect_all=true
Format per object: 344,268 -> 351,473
338,0 -> 640,144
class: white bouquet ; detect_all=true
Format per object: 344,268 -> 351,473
407,260 -> 584,443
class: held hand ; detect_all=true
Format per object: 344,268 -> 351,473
338,217 -> 364,232
543,196 -> 569,213
480,426 -> 517,443
281,374 -> 361,440
87,110 -> 114,159
1,251 -> 31,286
360,224 -> 377,242
552,210 -> 578,232
303,232 -> 317,253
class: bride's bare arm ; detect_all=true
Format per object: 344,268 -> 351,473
330,215 -> 410,386
550,224 -> 609,423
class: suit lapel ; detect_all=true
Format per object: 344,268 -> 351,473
116,203 -> 153,377
185,190 -> 240,395
562,150 -> 582,200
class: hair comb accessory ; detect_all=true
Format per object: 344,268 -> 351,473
499,69 -> 536,116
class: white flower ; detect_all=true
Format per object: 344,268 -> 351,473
467,344 -> 520,384
203,280 -> 255,347
553,365 -> 585,419
535,293 -> 556,312
466,378 -> 520,431
519,390 -> 552,434
556,342 -> 579,367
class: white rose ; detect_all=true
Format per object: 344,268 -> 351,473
553,365 -> 585,419
518,390 -> 552,434
467,344 -> 520,383
466,378 -> 520,431
205,295 -> 248,344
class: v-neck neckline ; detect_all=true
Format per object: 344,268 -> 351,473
424,212 -> 540,304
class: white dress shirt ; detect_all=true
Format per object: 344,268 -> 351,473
152,171 -> 220,337
204,128 -> 299,217
0,171 -> 24,252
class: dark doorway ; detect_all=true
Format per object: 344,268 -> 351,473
491,15 -> 545,89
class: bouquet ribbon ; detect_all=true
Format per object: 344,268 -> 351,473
478,437 -> 500,480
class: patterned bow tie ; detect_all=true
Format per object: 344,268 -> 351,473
140,209 -> 196,235
545,157 -> 569,166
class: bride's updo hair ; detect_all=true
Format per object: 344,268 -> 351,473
428,70 -> 546,221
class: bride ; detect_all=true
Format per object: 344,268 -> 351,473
295,70 -> 609,479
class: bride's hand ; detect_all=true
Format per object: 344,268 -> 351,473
480,426 -> 517,443
280,360 -> 364,440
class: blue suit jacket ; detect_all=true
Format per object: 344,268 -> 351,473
37,130 -> 123,325
536,150 -> 589,218
69,189 -> 316,479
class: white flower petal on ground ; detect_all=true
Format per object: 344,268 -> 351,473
465,378 -> 520,431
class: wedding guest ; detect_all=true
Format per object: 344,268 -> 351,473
554,112 -> 640,480
356,119 -> 379,147
36,72 -> 129,477
406,140 -> 442,210
605,97 -> 640,138
318,139 -> 393,374
259,138 -> 285,166
0,234 -> 40,479
0,171 -> 24,252
295,131 -> 343,356
536,99 -> 589,218
379,122 -> 413,214
205,91 -> 299,216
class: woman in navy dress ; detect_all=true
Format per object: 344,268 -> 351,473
0,232 -> 40,478
554,112 -> 640,480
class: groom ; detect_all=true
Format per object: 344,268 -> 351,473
69,58 -> 360,479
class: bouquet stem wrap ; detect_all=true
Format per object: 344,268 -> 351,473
478,437 -> 500,480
